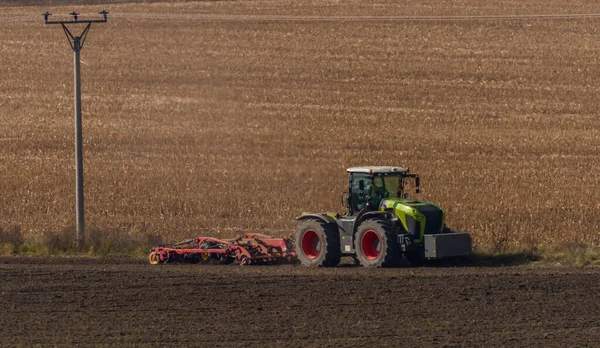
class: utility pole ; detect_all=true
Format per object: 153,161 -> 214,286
44,11 -> 108,249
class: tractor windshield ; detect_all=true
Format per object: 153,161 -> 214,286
373,174 -> 403,200
349,172 -> 419,214
373,173 -> 420,200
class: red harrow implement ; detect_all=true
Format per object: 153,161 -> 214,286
149,233 -> 296,265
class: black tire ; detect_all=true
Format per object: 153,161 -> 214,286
405,249 -> 425,267
220,256 -> 235,265
354,219 -> 401,268
295,219 -> 341,267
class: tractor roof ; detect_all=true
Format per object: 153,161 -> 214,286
346,166 -> 407,174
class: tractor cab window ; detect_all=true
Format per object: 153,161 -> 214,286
349,174 -> 371,214
371,176 -> 387,205
369,174 -> 404,208
370,175 -> 398,207
382,175 -> 401,199
349,173 -> 407,214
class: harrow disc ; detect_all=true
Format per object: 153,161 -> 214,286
240,256 -> 251,266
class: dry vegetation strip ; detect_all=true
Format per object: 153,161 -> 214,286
0,0 -> 599,255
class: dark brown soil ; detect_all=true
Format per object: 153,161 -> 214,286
1,258 -> 598,347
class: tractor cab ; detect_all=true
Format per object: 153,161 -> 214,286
346,166 -> 420,215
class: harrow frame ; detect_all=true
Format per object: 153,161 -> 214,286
149,233 -> 296,265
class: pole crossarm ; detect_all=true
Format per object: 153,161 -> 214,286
44,10 -> 108,25
44,11 -> 108,51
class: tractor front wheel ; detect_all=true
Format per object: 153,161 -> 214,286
295,219 -> 341,267
354,219 -> 401,268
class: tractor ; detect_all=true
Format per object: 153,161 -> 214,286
295,166 -> 471,267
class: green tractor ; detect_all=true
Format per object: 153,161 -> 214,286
295,166 -> 471,267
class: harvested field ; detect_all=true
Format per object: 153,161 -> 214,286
1,257 -> 599,346
2,2 -> 599,345
1,0 -> 600,251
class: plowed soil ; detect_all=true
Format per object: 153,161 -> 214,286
1,258 -> 598,347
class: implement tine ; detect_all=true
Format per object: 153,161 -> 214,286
174,238 -> 195,247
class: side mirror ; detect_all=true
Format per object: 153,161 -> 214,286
415,176 -> 421,194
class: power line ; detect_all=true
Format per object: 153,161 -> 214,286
0,14 -> 79,22
0,16 -> 40,22
108,12 -> 600,22
4,12 -> 600,24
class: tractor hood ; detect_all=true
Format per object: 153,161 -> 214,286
380,198 -> 443,210
380,199 -> 445,240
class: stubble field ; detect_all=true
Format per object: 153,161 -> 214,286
1,0 -> 600,253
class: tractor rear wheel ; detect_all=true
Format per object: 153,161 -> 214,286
295,219 -> 341,267
354,219 -> 401,268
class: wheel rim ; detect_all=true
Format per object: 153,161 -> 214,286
361,230 -> 381,260
149,252 -> 159,265
301,229 -> 321,259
